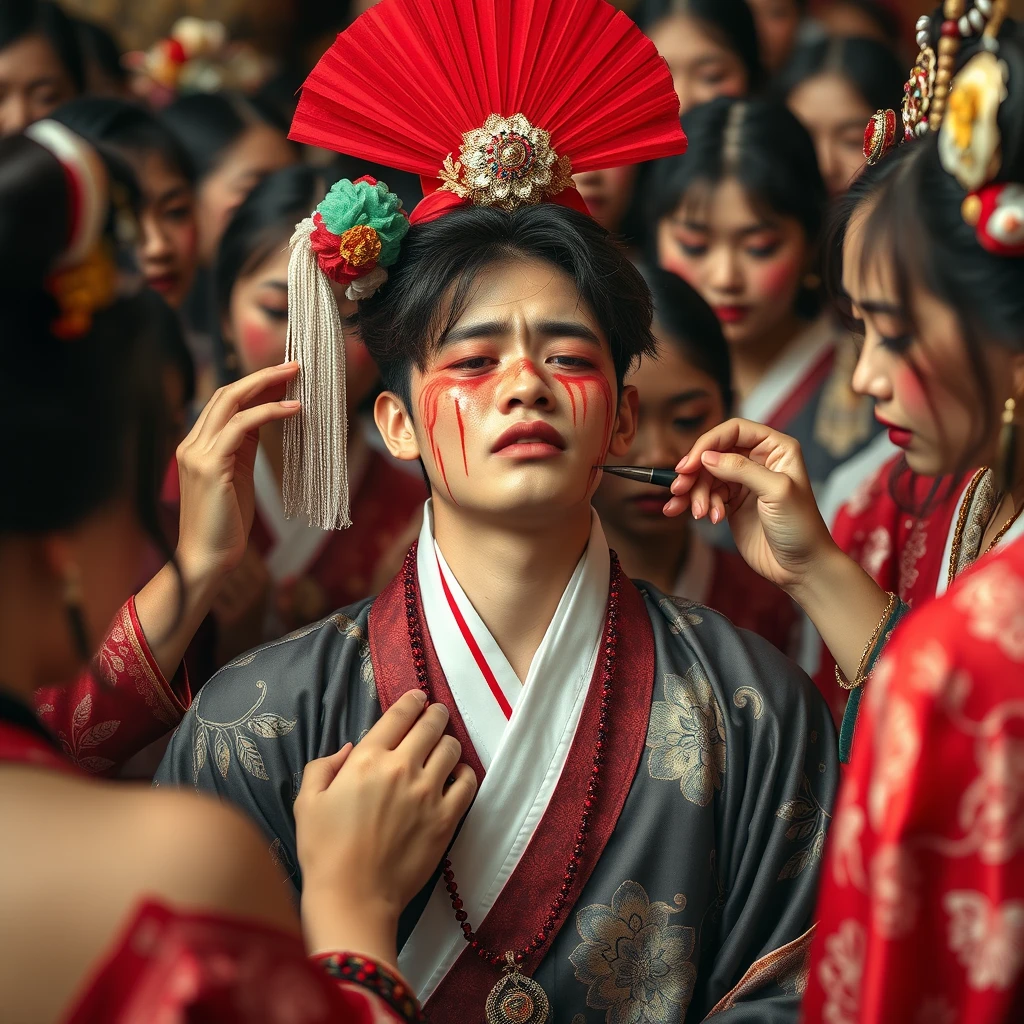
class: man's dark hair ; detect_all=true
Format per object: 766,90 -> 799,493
354,202 -> 657,411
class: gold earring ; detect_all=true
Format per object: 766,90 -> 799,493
997,396 -> 1018,496
63,564 -> 91,664
803,272 -> 821,291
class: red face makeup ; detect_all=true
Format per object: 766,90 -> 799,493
404,260 -> 625,516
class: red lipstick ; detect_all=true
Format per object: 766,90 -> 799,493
876,415 -> 913,449
712,305 -> 749,324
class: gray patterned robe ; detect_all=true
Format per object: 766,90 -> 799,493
155,563 -> 837,1022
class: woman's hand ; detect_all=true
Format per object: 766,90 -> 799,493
175,362 -> 300,589
294,690 -> 477,963
664,418 -> 836,595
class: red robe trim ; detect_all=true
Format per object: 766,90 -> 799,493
765,346 -> 836,434
368,555 -> 656,1014
33,597 -> 191,776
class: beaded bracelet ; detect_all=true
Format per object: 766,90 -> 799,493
835,591 -> 899,691
312,952 -> 424,1023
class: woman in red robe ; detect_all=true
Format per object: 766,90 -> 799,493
666,19 -> 1024,1017
0,125 -> 474,1022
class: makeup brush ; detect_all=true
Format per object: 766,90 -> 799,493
598,465 -> 677,488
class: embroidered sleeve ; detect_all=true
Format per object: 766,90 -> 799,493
312,953 -> 424,1023
33,596 -> 191,776
802,548 -> 1024,1023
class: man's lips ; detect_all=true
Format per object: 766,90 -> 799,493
713,305 -> 750,324
491,421 -> 567,453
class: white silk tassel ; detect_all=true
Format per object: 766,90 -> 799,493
283,217 -> 351,530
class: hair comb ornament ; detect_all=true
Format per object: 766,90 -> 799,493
23,120 -> 118,339
281,0 -> 687,532
284,176 -> 409,530
863,0 -> 1005,166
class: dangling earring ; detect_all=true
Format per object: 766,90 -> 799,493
803,272 -> 821,291
997,396 -> 1018,496
63,564 -> 91,664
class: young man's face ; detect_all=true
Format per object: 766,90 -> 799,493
376,257 -> 638,522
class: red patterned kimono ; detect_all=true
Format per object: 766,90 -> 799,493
802,533 -> 1024,1024
0,711 -> 423,1024
32,597 -> 190,776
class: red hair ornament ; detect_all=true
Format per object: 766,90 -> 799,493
283,0 -> 687,533
962,183 -> 1024,256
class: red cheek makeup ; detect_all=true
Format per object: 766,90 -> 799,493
240,319 -> 284,368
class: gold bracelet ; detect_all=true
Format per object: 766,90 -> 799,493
835,592 -> 898,691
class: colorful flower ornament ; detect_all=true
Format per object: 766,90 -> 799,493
439,113 -> 573,210
938,51 -> 1008,191
308,176 -> 409,299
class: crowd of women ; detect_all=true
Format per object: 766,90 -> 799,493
1,0 -> 1023,1019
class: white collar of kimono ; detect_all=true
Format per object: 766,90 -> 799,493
937,468 -> 1024,598
672,529 -> 714,605
401,499 -> 609,1000
253,427 -> 370,584
738,314 -> 834,426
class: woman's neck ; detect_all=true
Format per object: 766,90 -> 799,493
601,521 -> 689,595
730,312 -> 807,403
432,503 -> 594,682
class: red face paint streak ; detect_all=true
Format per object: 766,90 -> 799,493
454,399 -> 468,474
419,375 -> 459,503
554,372 -> 615,501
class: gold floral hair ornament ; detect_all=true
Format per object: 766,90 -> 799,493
938,50 -> 1008,191
438,113 -> 574,211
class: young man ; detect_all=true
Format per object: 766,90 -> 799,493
157,1 -> 837,1020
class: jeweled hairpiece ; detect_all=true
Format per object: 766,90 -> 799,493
281,0 -> 687,529
863,0 -> 1007,165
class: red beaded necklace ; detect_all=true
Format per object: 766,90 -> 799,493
401,545 -> 622,1024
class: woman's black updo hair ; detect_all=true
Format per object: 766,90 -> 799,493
214,164 -> 327,381
633,0 -> 766,94
827,29 -> 1024,496
643,265 -> 734,415
50,96 -> 196,187
648,95 -> 826,316
0,0 -> 85,95
354,203 -> 657,412
0,133 -> 174,544
161,92 -> 292,183
776,36 -> 905,117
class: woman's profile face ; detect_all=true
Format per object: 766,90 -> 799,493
788,72 -> 872,199
842,205 -> 1019,477
0,32 -> 76,136
657,177 -> 809,350
647,15 -> 748,115
572,166 -> 637,234
196,124 -> 296,264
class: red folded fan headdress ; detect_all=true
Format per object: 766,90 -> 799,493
282,0 -> 687,530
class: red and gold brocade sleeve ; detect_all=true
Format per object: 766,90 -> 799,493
33,597 -> 191,776
65,901 -> 423,1024
801,539 -> 1024,1024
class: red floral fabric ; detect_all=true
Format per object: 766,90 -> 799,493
802,534 -> 1024,1024
33,597 -> 190,776
816,458 -> 973,723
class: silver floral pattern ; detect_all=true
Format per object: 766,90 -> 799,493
570,881 -> 696,1023
646,667 -> 726,806
193,680 -> 296,785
